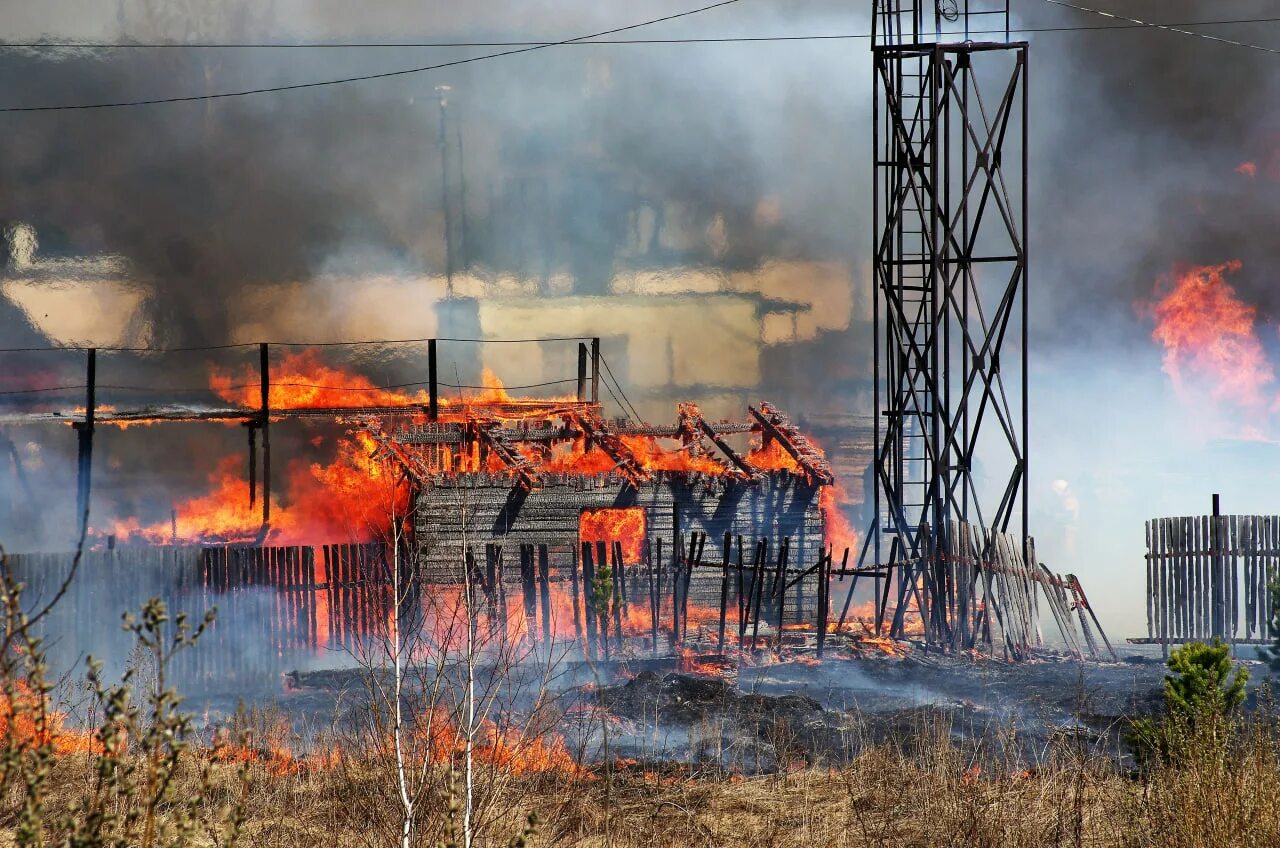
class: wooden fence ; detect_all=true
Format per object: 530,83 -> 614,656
886,521 -> 1111,660
1145,514 -> 1280,651
5,543 -> 395,691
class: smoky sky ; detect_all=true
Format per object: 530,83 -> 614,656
1028,0 -> 1280,346
0,1 -> 864,349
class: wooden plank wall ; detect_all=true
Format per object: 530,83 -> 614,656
887,521 -> 1101,660
1145,514 -> 1276,648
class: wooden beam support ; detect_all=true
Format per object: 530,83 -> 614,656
747,402 -> 834,485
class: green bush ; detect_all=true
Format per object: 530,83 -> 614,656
1129,639 -> 1248,767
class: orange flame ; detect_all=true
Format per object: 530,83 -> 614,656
820,485 -> 858,557
1148,261 -> 1274,410
746,439 -> 801,473
579,508 -> 646,564
0,680 -> 103,755
112,429 -> 408,545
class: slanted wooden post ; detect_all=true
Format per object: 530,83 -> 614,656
750,539 -> 768,654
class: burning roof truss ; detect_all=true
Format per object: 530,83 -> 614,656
370,400 -> 822,494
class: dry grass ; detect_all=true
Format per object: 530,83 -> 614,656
7,713 -> 1280,848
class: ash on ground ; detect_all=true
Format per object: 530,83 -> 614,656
588,650 -> 1264,772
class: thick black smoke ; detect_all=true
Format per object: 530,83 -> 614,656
1028,0 -> 1280,343
0,1 -> 863,347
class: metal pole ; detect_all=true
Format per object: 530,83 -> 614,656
1021,47 -> 1030,546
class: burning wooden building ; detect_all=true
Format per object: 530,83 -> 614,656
365,396 -> 836,583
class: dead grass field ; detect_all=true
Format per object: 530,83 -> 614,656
8,715 -> 1279,848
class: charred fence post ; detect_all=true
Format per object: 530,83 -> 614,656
538,544 -> 551,645
718,532 -> 731,651
611,542 -> 624,654
750,538 -> 768,655
581,542 -> 597,661
816,549 -> 831,658
570,544 -> 584,657
520,543 -> 537,646
683,533 -> 702,642
648,539 -> 659,656
484,543 -> 499,618
577,343 -> 588,403
671,534 -> 683,646
735,536 -> 746,651
652,538 -> 663,656
495,544 -> 508,634
614,540 -> 628,613
773,537 -> 791,632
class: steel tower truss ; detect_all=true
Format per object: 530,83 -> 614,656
866,1 -> 1028,638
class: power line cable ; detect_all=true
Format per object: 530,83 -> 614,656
4,15 -> 1280,49
0,377 -> 580,398
598,352 -> 643,422
0,0 -> 743,112
0,335 -> 594,354
1040,0 -> 1280,55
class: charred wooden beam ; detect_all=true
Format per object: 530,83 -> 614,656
571,412 -> 651,487
678,402 -> 762,482
748,402 -> 835,485
476,422 -> 541,491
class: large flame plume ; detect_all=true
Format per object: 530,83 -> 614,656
1147,260 -> 1275,416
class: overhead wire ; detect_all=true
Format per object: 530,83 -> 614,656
1039,0 -> 1280,55
4,15 -> 1280,49
0,378 -> 580,397
0,335 -> 594,354
4,8 -> 1279,111
0,0 -> 743,112
598,353 -> 643,422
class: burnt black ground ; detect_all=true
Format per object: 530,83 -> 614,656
187,647 -> 1274,773
590,649 -> 1273,771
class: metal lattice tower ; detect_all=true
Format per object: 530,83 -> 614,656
865,0 -> 1028,638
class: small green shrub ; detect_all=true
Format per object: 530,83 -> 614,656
1129,639 -> 1248,767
